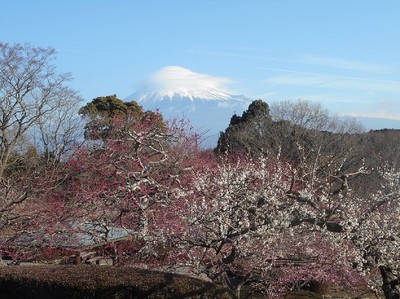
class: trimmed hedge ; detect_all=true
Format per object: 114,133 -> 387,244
0,265 -> 235,299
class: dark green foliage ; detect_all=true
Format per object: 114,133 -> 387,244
79,95 -> 148,140
216,99 -> 400,200
216,100 -> 273,155
4,146 -> 41,176
240,99 -> 271,123
216,99 -> 310,160
216,100 -> 362,162
79,95 -> 144,119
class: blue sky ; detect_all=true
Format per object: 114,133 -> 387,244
2,0 -> 400,125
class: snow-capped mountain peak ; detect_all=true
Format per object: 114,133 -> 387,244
125,66 -> 252,147
128,66 -> 242,102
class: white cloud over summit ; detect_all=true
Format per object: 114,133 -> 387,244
135,66 -> 232,96
126,66 -> 251,143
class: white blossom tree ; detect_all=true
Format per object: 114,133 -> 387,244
157,151 -> 400,298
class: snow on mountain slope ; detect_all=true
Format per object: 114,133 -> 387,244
129,66 -> 234,102
125,66 -> 252,147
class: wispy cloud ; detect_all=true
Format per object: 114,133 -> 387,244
265,73 -> 400,93
343,110 -> 400,121
299,54 -> 393,73
190,47 -> 393,74
257,67 -> 322,76
274,94 -> 369,105
57,48 -> 123,56
377,99 -> 400,106
188,47 -> 267,60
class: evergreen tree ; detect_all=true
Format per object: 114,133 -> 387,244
79,95 -> 165,140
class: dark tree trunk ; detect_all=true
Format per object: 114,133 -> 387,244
380,266 -> 400,299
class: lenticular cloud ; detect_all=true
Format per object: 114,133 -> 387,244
132,66 -> 234,101
151,66 -> 231,91
126,66 -> 251,146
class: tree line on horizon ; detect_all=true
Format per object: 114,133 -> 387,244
1,43 -> 400,298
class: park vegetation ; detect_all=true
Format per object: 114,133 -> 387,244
1,43 -> 400,298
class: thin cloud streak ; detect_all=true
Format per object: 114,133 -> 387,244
190,47 -> 394,74
299,54 -> 393,73
265,73 -> 400,93
257,67 -> 322,76
189,47 -> 267,61
274,94 -> 369,105
57,48 -> 123,56
343,110 -> 400,121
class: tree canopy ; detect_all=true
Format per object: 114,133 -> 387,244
0,43 -> 81,178
1,46 -> 400,298
79,95 -> 166,141
79,95 -> 144,119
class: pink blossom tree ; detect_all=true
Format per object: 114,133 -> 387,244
60,112 -> 201,259
8,99 -> 396,298
64,121 -> 400,298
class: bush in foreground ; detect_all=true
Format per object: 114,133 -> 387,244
0,265 -> 235,299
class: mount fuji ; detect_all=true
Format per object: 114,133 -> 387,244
125,66 -> 252,147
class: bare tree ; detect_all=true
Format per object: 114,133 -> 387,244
35,94 -> 84,163
0,43 -> 81,178
269,99 -> 365,173
270,99 -> 364,133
